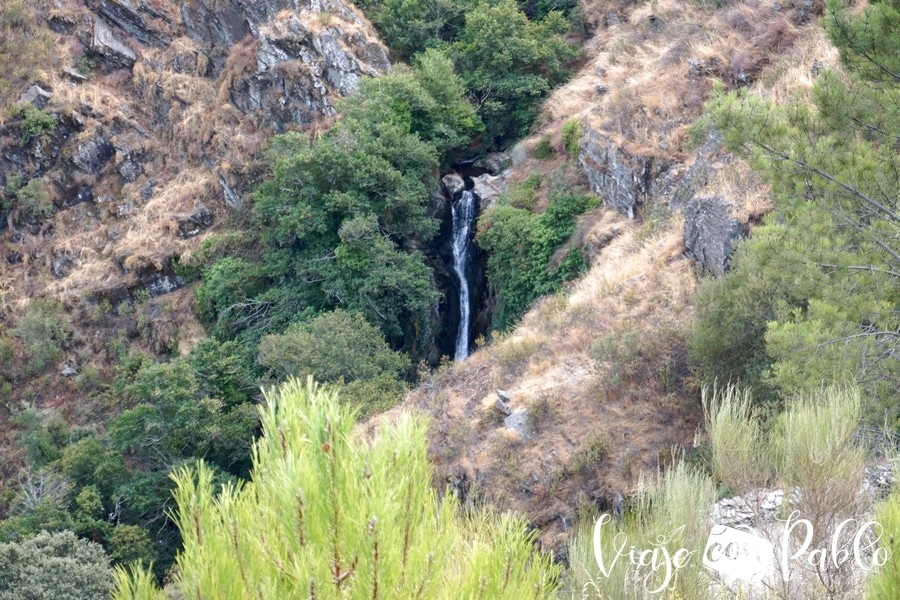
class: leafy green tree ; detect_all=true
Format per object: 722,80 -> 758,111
107,525 -> 153,567
375,0 -> 471,61
109,358 -> 257,474
451,0 -> 579,144
0,530 -> 113,600
249,56 -> 479,351
691,0 -> 899,423
258,310 -> 409,416
113,379 -> 560,599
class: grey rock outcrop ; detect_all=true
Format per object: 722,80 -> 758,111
682,196 -> 747,276
88,0 -> 169,46
91,19 -> 137,69
579,127 -> 670,219
229,11 -> 389,128
19,85 -> 52,109
73,134 -> 115,174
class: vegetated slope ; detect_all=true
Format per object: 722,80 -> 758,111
391,0 -> 841,556
0,0 -> 388,475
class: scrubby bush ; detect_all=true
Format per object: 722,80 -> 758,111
561,118 -> 581,156
19,106 -> 56,146
867,491 -> 900,599
532,135 -> 555,159
0,530 -> 113,600
113,379 -> 561,599
12,298 -> 71,378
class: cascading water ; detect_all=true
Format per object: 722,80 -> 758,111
452,190 -> 476,360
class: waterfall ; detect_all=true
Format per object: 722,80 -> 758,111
452,190 -> 475,360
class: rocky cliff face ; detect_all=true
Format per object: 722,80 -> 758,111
1,0 -> 388,352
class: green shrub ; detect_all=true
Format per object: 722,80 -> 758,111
567,460 -> 716,600
108,525 -> 154,567
867,491 -> 900,599
18,177 -> 52,219
702,384 -> 772,493
507,174 -> 541,210
19,106 -> 56,146
561,118 -> 581,157
532,135 -> 555,159
0,530 -> 113,600
477,189 -> 598,330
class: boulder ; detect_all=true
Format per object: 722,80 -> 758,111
470,173 -> 506,211
441,173 -> 465,199
504,409 -> 532,440
175,204 -> 214,238
682,195 -> 747,277
18,85 -> 52,109
473,152 -> 511,175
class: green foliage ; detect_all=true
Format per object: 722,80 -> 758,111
12,298 -> 71,378
567,461 -> 716,600
0,530 -> 113,600
691,0 -> 899,423
15,177 -> 53,219
701,385 -> 772,494
108,525 -> 154,567
114,379 -> 561,599
259,310 -> 409,417
194,257 -> 268,329
531,135 -> 554,159
561,118 -> 580,157
109,357 -> 258,474
18,106 -> 56,146
375,0 -> 470,61
451,0 -> 579,144
244,54 -> 478,350
477,187 -> 598,330
506,173 -> 541,210
868,491 -> 900,599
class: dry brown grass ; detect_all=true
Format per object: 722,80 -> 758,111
395,212 -> 701,553
539,0 -> 834,164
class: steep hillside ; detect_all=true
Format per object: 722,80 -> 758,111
0,0 -> 388,473
391,0 -> 845,556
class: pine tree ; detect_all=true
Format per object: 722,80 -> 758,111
692,0 -> 899,423
114,379 -> 560,599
